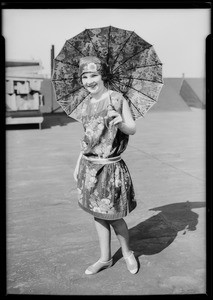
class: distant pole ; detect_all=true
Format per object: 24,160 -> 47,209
50,45 -> 55,113
179,72 -> 185,92
51,45 -> 55,76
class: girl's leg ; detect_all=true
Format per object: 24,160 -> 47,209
85,217 -> 112,275
94,217 -> 111,261
109,218 -> 131,258
110,218 -> 138,274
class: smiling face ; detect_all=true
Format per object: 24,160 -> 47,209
81,72 -> 105,95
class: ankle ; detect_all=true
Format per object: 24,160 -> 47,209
85,258 -> 113,275
122,250 -> 133,259
100,256 -> 112,262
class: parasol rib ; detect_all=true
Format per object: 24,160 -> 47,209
106,26 -> 112,65
110,82 -> 142,120
85,29 -> 101,58
112,78 -> 158,102
58,90 -> 90,115
66,40 -> 87,58
125,63 -> 163,71
69,91 -> 91,114
119,76 -> 163,84
113,44 -> 153,73
124,94 -> 144,118
52,76 -> 80,82
109,81 -> 145,118
109,80 -> 124,95
112,83 -> 143,116
54,58 -> 79,68
55,85 -> 84,102
112,30 -> 135,69
108,80 -> 148,118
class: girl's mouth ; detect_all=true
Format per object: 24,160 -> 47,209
87,83 -> 97,88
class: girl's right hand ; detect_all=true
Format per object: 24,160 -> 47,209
74,152 -> 83,182
108,110 -> 123,126
73,165 -> 79,182
73,170 -> 78,182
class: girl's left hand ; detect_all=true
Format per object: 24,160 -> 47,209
108,110 -> 123,126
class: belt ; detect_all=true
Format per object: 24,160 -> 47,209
83,155 -> 121,165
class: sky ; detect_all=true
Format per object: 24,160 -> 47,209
2,8 -> 211,78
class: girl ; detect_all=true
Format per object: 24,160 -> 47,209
74,56 -> 138,275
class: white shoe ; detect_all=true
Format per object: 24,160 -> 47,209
124,251 -> 138,274
85,258 -> 113,275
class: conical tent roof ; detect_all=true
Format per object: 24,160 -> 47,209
183,78 -> 205,105
151,78 -> 191,112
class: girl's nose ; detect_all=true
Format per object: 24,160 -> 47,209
87,77 -> 94,83
86,80 -> 95,86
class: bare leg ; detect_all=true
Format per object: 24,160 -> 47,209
109,218 -> 131,258
94,217 -> 111,261
110,218 -> 138,274
85,217 -> 112,275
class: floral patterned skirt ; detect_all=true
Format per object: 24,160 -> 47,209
77,156 -> 137,220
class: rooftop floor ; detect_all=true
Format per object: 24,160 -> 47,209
6,109 -> 206,295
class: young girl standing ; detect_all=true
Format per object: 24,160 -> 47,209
74,56 -> 138,275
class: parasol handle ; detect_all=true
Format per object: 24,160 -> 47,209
107,83 -> 115,111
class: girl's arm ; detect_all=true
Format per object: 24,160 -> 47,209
108,98 -> 136,135
73,151 -> 83,181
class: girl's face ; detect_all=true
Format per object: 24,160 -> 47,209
81,72 -> 104,95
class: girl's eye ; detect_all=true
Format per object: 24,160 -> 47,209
82,73 -> 98,80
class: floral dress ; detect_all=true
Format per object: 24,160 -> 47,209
77,90 -> 137,220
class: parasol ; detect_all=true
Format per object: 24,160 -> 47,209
51,25 -> 164,121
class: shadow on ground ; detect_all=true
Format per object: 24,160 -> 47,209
113,201 -> 205,265
41,113 -> 76,129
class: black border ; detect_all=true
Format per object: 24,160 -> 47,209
1,1 -> 212,297
0,1 -> 212,9
206,33 -> 212,299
